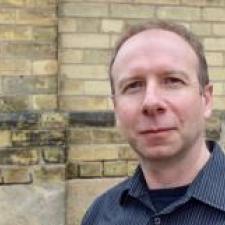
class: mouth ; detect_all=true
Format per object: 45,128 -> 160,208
139,127 -> 176,135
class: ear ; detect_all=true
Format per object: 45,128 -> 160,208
202,83 -> 213,119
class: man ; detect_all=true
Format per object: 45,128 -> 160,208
81,20 -> 225,225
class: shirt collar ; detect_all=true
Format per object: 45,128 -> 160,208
120,141 -> 225,211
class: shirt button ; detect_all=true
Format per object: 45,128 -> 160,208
153,217 -> 161,225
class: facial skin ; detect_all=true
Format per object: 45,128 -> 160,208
112,29 -> 213,180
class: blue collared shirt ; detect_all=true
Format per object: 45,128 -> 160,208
82,141 -> 225,225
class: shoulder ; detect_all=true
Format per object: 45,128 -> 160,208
81,177 -> 131,225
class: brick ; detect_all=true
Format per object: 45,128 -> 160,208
40,112 -> 67,128
0,26 -> 32,41
181,0 -> 225,6
66,162 -> 79,179
206,114 -> 222,140
60,64 -> 108,79
209,68 -> 225,80
0,9 -> 15,24
58,18 -> 77,32
69,128 -> 92,144
33,27 -> 57,42
134,0 -> 179,4
110,34 -> 120,48
79,162 -> 102,177
213,83 -> 225,96
101,19 -> 124,33
128,161 -> 138,176
213,97 -> 225,110
103,161 -> 127,177
33,0 -> 57,8
213,24 -> 225,36
59,2 -> 108,17
59,49 -> 83,64
204,38 -> 225,51
83,50 -> 110,64
84,80 -> 110,95
206,52 -> 223,66
76,18 -> 100,33
0,96 -> 29,112
69,144 -> 120,161
118,144 -> 137,160
110,4 -> 154,19
157,7 -> 201,21
15,9 -> 56,26
203,8 -> 225,21
0,131 -> 11,147
33,60 -> 57,75
60,79 -> 85,95
61,33 -> 110,49
191,23 -> 211,36
2,76 -> 56,95
59,96 -> 108,111
33,165 -> 65,183
3,167 -> 31,184
43,147 -> 65,163
30,95 -> 57,110
0,0 -> 25,7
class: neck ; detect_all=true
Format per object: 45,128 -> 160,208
140,140 -> 210,190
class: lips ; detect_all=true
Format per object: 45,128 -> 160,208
139,127 -> 176,134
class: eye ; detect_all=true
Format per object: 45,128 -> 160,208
123,80 -> 145,94
164,77 -> 185,88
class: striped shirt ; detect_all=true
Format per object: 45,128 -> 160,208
81,141 -> 225,225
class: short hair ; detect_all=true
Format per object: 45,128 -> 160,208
109,20 -> 209,95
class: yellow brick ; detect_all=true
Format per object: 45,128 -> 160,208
84,81 -> 110,95
213,82 -> 225,96
30,95 -> 57,110
79,162 -> 102,177
213,24 -> 225,36
206,52 -> 223,67
128,161 -> 138,176
0,131 -> 11,147
204,38 -> 225,51
157,7 -> 201,21
191,23 -> 211,36
59,96 -> 108,111
59,49 -> 83,64
58,18 -> 77,32
181,0 -> 225,6
0,9 -> 15,24
33,60 -> 57,75
0,0 -> 25,6
104,161 -> 127,177
69,144 -> 119,161
101,19 -> 124,33
76,18 -> 100,33
83,50 -> 110,64
110,34 -> 120,48
60,65 -> 107,79
118,144 -> 137,160
209,67 -> 225,80
107,97 -> 114,110
203,8 -> 225,21
111,3 -> 154,19
60,79 -> 84,95
135,0 -> 179,3
213,97 -> 225,110
61,33 -> 110,49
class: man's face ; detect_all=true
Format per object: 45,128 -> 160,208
112,29 -> 213,164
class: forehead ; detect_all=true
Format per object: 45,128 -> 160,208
112,29 -> 198,76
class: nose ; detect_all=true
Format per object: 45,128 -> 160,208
141,82 -> 166,116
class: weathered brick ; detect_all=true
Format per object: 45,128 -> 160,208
30,95 -> 57,110
60,79 -> 85,95
33,27 -> 57,42
191,23 -> 211,36
69,128 -> 92,144
213,24 -> 225,36
76,18 -> 100,33
214,97 -> 225,110
0,0 -> 25,7
181,0 -> 225,6
206,52 -> 224,66
134,0 -> 179,4
84,80 -> 110,96
110,4 -> 154,19
69,144 -> 119,161
204,38 -> 225,51
118,144 -> 137,160
59,49 -> 83,64
58,18 -> 77,32
128,161 -> 138,176
101,19 -> 124,33
83,50 -> 110,64
66,162 -> 79,179
0,97 -> 29,112
157,7 -> 201,21
213,83 -> 225,96
59,2 -> 109,17
206,114 -> 222,140
33,60 -> 57,75
33,165 -> 65,183
104,161 -> 127,177
3,167 -> 31,184
40,112 -> 67,128
0,131 -> 11,147
0,9 -> 15,24
208,68 -> 225,80
61,33 -> 110,49
79,161 -> 102,177
110,34 -> 120,48
43,147 -> 66,163
203,8 -> 225,21
59,96 -> 108,111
